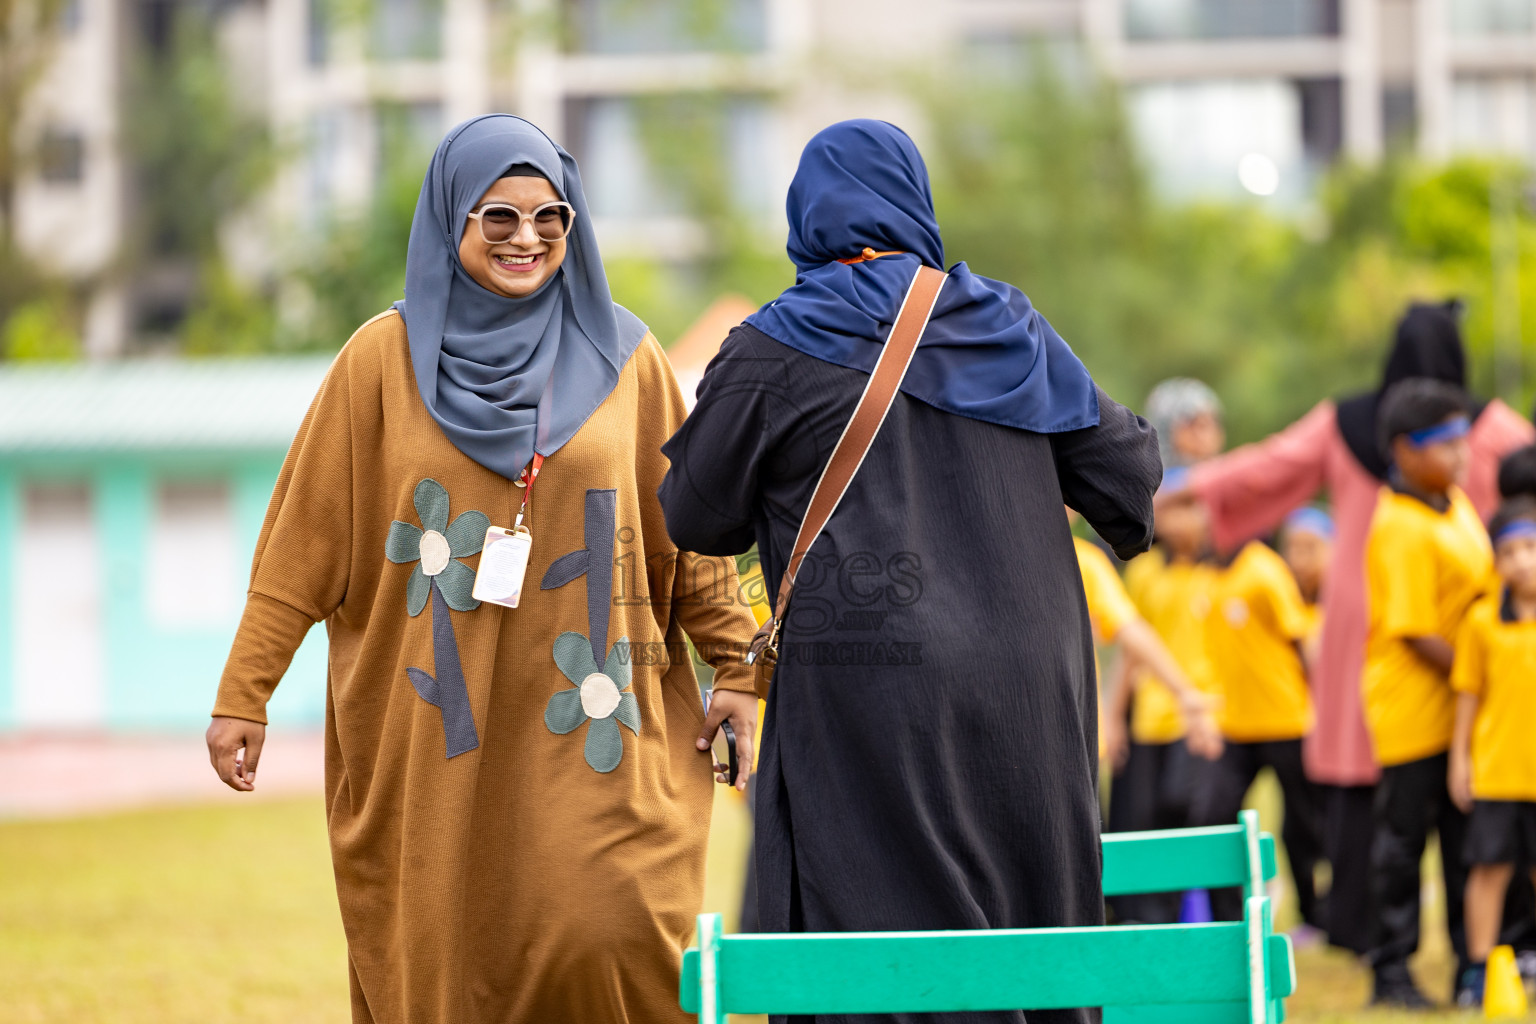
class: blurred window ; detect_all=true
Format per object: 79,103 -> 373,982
147,481 -> 239,629
370,0 -> 444,60
1451,75 -> 1536,159
38,127 -> 85,184
58,0 -> 82,32
960,32 -> 1089,84
566,94 -> 775,219
308,0 -> 329,66
566,0 -> 766,54
1125,0 -> 1339,39
1128,78 -> 1307,202
15,482 -> 104,727
1450,0 -> 1535,35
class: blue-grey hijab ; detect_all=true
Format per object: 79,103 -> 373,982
745,120 -> 1099,434
394,114 -> 647,481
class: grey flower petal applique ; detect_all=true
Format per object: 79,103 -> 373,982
413,479 -> 451,535
584,714 -> 624,773
435,559 -> 480,612
603,636 -> 632,690
614,691 -> 640,736
545,689 -> 586,735
553,631 -> 598,685
406,564 -> 431,617
444,510 -> 490,558
386,521 -> 423,563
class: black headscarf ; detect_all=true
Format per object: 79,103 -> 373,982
1335,300 -> 1480,479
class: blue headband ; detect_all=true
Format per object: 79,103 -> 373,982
1406,414 -> 1470,448
1286,506 -> 1335,541
1157,465 -> 1191,497
1493,519 -> 1536,547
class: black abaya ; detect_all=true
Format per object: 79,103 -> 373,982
660,324 -> 1161,1023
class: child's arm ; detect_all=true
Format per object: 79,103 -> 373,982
1102,654 -> 1134,771
1405,635 -> 1456,674
1116,618 -> 1222,760
1449,691 -> 1478,813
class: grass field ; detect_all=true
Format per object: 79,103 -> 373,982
0,782 -> 1497,1024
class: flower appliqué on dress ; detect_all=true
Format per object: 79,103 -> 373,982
386,478 -> 491,759
545,632 -> 639,773
386,479 -> 490,615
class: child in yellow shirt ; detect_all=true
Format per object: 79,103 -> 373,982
1449,497 -> 1536,1005
1104,470 -> 1221,923
1280,506 -> 1332,667
1190,531 -> 1323,927
1073,533 -> 1218,764
1362,379 -> 1494,1008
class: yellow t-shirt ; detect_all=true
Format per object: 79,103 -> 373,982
1363,486 -> 1494,766
1451,593 -> 1536,801
1075,537 -> 1137,645
1124,550 -> 1217,745
1205,541 -> 1315,743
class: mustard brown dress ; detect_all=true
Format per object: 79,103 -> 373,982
214,310 -> 759,1022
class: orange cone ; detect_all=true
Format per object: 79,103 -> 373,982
1484,945 -> 1529,1019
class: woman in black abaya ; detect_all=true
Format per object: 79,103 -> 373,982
659,120 -> 1161,1023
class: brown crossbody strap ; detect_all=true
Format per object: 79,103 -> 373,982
748,263 -> 947,664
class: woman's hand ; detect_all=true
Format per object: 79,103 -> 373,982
207,716 -> 266,791
697,688 -> 757,792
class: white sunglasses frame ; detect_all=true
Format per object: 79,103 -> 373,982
465,201 -> 576,244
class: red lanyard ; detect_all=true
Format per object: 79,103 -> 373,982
514,453 -> 544,529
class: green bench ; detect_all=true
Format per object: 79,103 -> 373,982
681,809 -> 1295,1023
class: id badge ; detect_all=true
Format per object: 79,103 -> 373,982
472,526 -> 532,609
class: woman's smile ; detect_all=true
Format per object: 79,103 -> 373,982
492,251 -> 544,273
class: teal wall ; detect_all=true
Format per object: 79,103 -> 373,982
0,470 -> 17,732
0,451 -> 328,733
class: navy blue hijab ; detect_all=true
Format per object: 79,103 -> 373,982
746,120 -> 1098,434
395,114 -> 646,481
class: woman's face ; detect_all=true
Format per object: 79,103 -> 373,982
459,175 -> 567,299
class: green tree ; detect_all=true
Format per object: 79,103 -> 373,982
121,3 -> 275,352
281,107 -> 433,350
0,0 -> 71,357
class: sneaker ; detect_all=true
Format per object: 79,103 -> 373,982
1517,949 -> 1536,985
1455,964 -> 1486,1009
1370,977 -> 1436,1010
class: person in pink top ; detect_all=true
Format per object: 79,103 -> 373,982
1182,301 -> 1534,955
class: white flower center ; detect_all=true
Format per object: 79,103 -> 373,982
419,530 -> 452,576
580,672 -> 622,720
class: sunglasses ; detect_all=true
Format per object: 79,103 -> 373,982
465,201 -> 576,244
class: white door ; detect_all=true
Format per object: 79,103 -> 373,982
15,482 -> 104,727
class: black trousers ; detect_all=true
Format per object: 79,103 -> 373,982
1191,738 -> 1325,926
1108,740 -> 1199,923
1319,783 -> 1376,954
1369,752 -> 1469,981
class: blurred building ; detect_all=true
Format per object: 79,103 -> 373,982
12,0 -> 1536,359
4,0 -> 1534,735
0,359 -> 331,731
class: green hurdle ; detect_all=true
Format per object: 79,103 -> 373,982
681,810 -> 1295,1024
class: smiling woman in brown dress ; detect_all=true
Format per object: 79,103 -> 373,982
205,114 -> 760,1024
